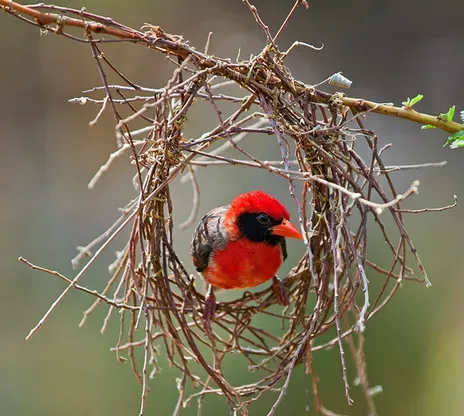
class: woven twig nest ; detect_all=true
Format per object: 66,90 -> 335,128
67,45 -> 427,415
11,3 -> 454,415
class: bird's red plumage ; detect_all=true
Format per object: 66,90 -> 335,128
191,190 -> 298,290
206,239 -> 283,289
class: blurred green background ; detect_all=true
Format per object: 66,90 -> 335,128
1,0 -> 463,415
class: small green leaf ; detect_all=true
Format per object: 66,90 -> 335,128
439,105 -> 455,122
444,129 -> 464,149
450,139 -> 464,149
422,105 -> 457,130
402,94 -> 424,108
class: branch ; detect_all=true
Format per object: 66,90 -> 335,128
2,0 -> 462,135
342,96 -> 462,134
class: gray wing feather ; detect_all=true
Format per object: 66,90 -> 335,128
190,206 -> 229,272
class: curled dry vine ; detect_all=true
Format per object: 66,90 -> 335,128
3,1 -> 459,415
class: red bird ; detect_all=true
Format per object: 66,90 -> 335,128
191,190 -> 303,328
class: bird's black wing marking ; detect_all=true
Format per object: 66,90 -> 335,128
190,206 -> 229,272
279,238 -> 288,261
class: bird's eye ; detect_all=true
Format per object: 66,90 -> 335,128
256,213 -> 270,225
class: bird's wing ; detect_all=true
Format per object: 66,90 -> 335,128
190,206 -> 229,273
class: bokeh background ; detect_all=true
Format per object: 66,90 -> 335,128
1,0 -> 463,415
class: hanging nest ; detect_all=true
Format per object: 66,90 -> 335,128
9,2 -> 457,415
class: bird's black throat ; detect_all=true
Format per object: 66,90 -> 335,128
236,212 -> 288,260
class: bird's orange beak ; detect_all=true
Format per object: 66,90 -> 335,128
271,219 -> 304,240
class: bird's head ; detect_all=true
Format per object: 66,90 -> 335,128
224,190 -> 304,244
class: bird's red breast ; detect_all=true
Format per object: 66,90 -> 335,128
191,190 -> 303,290
204,238 -> 284,289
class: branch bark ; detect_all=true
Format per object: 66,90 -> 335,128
1,0 -> 462,135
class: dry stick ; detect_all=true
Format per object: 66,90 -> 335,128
88,95 -> 108,126
88,142 -> 145,189
88,41 -> 122,132
313,239 -> 406,355
266,279 -> 326,416
364,258 -> 420,282
281,40 -> 324,61
344,222 -> 370,332
82,85 -> 164,94
3,1 -> 462,135
24,150 -> 201,340
258,92 -> 318,285
25,207 -> 137,340
180,117 -> 269,182
159,220 -> 202,393
77,84 -> 242,102
99,50 -> 142,90
242,0 -> 278,50
204,31 -> 213,54
134,176 -> 160,416
396,195 -> 458,213
70,95 -> 156,104
115,66 -> 211,130
178,165 -> 200,229
71,211 -> 127,268
358,135 -> 376,332
346,325 -> 378,416
127,307 -> 143,385
79,245 -> 129,327
186,139 -> 421,215
116,90 -> 155,124
348,148 -> 431,287
71,202 -> 134,271
133,169 -> 156,332
90,40 -> 146,191
19,257 -> 138,311
328,157 -> 371,333
139,307 -> 151,416
162,279 -> 243,409
368,239 -> 405,316
273,0 -> 303,43
101,259 -> 132,335
329,207 -> 353,406
91,33 -> 150,336
172,373 -> 187,416
114,306 -> 127,364
190,159 -> 298,167
375,160 -> 447,173
2,1 -> 139,39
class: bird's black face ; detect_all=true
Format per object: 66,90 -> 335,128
236,212 -> 283,246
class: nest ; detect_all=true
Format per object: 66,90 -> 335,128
65,52 -> 425,413
9,2 -> 456,415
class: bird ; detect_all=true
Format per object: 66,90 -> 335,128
190,190 -> 303,329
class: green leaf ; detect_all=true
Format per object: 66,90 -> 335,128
444,129 -> 464,149
422,105 -> 457,130
439,105 -> 455,122
450,139 -> 464,149
402,94 -> 424,108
